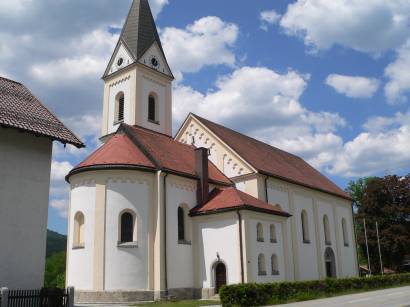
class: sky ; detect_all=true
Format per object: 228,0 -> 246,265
2,0 -> 410,234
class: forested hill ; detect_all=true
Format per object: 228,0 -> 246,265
46,230 -> 67,257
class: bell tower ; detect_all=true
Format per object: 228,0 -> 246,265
101,0 -> 174,139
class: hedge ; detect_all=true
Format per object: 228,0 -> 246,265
219,273 -> 410,307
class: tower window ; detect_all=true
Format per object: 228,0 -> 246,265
257,222 -> 264,242
119,211 -> 137,244
148,94 -> 158,123
115,92 -> 125,123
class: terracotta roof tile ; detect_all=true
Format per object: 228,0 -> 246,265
190,187 -> 291,217
193,114 -> 350,200
69,124 -> 231,186
74,133 -> 155,170
0,76 -> 84,147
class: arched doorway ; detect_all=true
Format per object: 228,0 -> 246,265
215,262 -> 227,293
324,247 -> 336,278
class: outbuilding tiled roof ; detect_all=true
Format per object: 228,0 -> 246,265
192,114 -> 350,200
190,187 -> 291,217
0,76 -> 84,148
68,124 -> 231,186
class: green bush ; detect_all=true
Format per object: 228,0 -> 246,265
219,273 -> 410,307
44,251 -> 66,288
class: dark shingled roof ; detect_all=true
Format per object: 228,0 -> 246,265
192,114 -> 350,200
0,76 -> 84,148
103,0 -> 172,78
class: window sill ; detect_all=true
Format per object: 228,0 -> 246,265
72,245 -> 85,250
148,119 -> 160,125
303,240 -> 311,244
178,240 -> 191,245
117,241 -> 138,248
270,239 -> 277,243
258,271 -> 267,276
271,271 -> 280,276
257,239 -> 264,243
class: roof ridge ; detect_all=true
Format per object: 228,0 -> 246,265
192,113 -> 302,160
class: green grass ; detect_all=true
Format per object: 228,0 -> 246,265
135,300 -> 219,307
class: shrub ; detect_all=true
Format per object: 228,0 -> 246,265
220,273 -> 410,307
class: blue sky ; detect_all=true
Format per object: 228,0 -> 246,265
1,0 -> 410,234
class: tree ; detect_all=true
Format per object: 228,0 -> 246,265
347,175 -> 410,273
44,251 -> 66,288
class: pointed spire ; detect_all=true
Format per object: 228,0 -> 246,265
104,0 -> 171,77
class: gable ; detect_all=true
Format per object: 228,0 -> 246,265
175,115 -> 255,178
139,42 -> 172,77
105,42 -> 135,77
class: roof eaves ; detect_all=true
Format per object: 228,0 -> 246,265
190,204 -> 292,218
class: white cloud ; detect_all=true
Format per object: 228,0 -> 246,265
173,66 -> 346,169
150,0 -> 169,19
51,161 -> 73,181
385,40 -> 410,104
260,9 -> 281,31
161,16 -> 239,80
325,74 -> 380,99
280,0 -> 410,54
50,199 -> 69,218
0,0 -> 33,16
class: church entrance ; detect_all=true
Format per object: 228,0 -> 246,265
324,247 -> 336,278
215,262 -> 227,293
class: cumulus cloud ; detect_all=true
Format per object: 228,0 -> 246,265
173,66 -> 346,169
51,161 -> 73,181
385,40 -> 410,104
325,74 -> 380,99
50,199 -> 69,218
260,9 -> 281,31
161,16 -> 239,80
280,0 -> 410,54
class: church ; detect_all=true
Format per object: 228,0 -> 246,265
65,0 -> 358,303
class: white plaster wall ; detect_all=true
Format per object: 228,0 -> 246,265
166,176 -> 196,289
197,214 -> 241,288
104,178 -> 151,290
67,181 -> 96,290
139,42 -> 172,76
248,219 -> 285,283
108,75 -> 131,134
336,205 -> 357,277
0,128 -> 52,289
140,76 -> 166,134
294,194 -> 319,281
108,43 -> 134,75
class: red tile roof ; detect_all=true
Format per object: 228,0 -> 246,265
74,133 -> 155,170
68,124 -> 231,186
190,187 -> 291,217
0,76 -> 84,148
192,114 -> 350,200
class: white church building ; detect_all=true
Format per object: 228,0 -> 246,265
65,0 -> 358,303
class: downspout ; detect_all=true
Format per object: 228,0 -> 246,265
237,210 -> 245,284
264,176 -> 269,203
163,173 -> 169,293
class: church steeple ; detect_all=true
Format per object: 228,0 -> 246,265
101,0 -> 173,139
103,0 -> 173,78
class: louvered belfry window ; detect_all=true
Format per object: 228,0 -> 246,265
118,95 -> 125,122
148,95 -> 156,122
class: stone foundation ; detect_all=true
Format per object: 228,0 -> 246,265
75,288 -> 205,303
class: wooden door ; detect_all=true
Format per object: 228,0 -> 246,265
215,262 -> 227,293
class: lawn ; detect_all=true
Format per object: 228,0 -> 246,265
135,300 -> 219,307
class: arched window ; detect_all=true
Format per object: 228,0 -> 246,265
148,94 -> 157,123
73,212 -> 85,248
256,223 -> 264,242
323,215 -> 331,245
115,92 -> 125,123
342,218 -> 349,246
178,206 -> 185,241
301,210 -> 310,243
258,254 -> 266,276
120,211 -> 136,243
271,254 -> 279,275
270,224 -> 277,243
